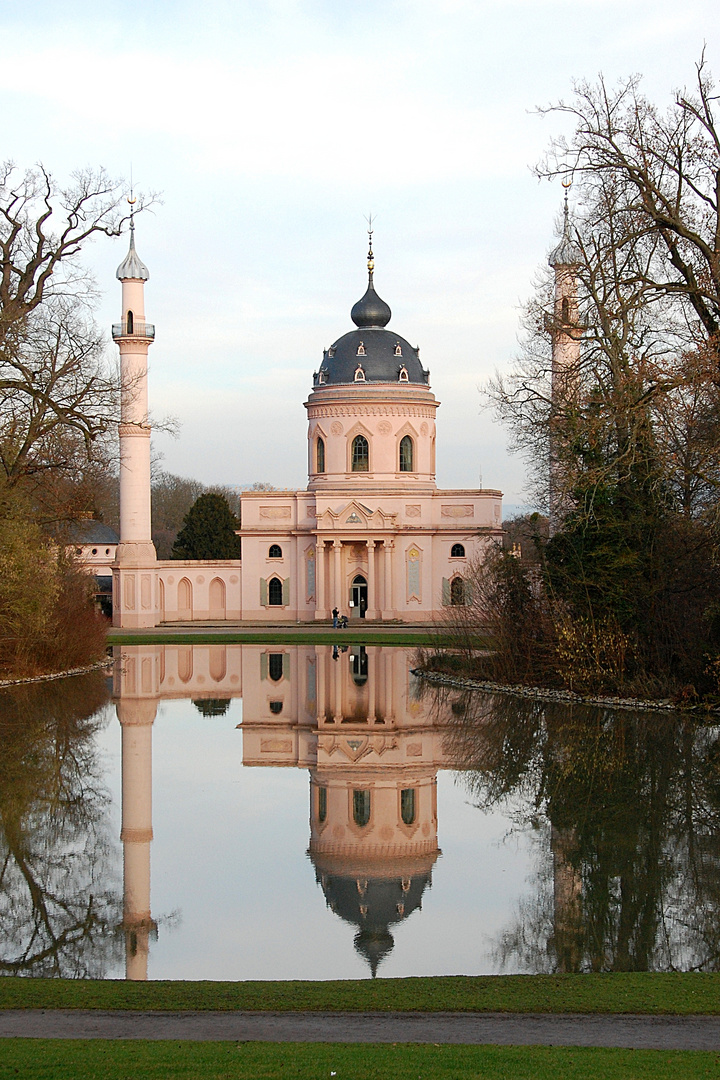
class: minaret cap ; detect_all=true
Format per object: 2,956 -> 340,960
549,187 -> 582,268
116,210 -> 150,281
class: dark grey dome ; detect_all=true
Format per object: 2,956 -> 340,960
313,252 -> 430,388
351,279 -> 392,328
315,327 -> 428,387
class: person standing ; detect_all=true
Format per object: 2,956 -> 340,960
332,606 -> 339,629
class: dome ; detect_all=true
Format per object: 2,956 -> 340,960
549,198 -> 582,268
314,268 -> 429,388
116,226 -> 150,281
351,280 -> 392,328
316,328 -> 428,387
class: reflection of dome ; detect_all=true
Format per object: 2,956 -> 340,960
313,861 -> 433,978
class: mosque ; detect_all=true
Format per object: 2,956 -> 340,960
110,225 -> 505,626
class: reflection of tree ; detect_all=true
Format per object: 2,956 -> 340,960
192,698 -> 231,717
437,685 -> 720,973
0,673 -> 123,976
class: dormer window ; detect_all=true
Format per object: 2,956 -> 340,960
328,346 -> 335,358
357,342 -> 366,356
398,365 -> 409,382
394,343 -> 402,356
318,369 -> 327,384
354,364 -> 366,381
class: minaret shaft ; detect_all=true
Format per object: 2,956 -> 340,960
548,197 -> 583,535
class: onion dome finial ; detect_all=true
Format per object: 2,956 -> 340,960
351,216 -> 391,328
549,182 -> 582,268
116,193 -> 150,281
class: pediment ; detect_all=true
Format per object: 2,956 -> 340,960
319,733 -> 398,762
317,500 -> 398,529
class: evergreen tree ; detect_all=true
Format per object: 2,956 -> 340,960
171,492 -> 242,560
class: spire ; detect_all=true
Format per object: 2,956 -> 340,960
116,198 -> 150,281
549,185 -> 582,269
350,216 -> 392,328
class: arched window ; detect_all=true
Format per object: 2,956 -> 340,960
316,436 -> 325,473
353,789 -> 371,827
450,576 -> 466,606
268,544 -> 282,559
268,577 -> 283,606
318,786 -> 327,822
126,310 -> 134,334
351,434 -> 369,472
561,297 -> 570,323
354,364 -> 365,381
399,435 -> 414,472
451,543 -> 465,558
269,700 -> 283,714
401,788 -> 416,825
268,653 -> 284,681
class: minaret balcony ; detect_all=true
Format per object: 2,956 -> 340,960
112,321 -> 156,341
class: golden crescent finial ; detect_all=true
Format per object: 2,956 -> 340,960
561,178 -> 572,189
127,195 -> 137,205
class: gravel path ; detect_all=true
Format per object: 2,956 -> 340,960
1,1010 -> 719,1050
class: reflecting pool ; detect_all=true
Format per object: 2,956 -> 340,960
1,642 -> 719,980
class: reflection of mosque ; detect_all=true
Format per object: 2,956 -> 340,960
113,642 -> 452,978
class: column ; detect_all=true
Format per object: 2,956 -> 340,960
333,540 -> 342,614
366,539 -> 377,620
315,541 -> 326,620
383,540 -> 394,620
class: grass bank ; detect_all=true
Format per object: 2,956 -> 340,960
105,630 -> 453,647
2,973 -> 720,1015
0,1040 -> 717,1080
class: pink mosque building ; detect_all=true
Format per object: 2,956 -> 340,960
111,224 -> 504,627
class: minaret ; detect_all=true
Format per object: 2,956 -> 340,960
547,185 -> 583,534
112,202 -> 159,627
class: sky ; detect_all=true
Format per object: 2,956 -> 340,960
1,0 -> 719,508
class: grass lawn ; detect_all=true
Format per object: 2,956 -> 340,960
2,973 -> 720,1015
0,1040 -> 718,1080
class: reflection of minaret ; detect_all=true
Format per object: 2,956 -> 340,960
547,187 -> 583,535
114,647 -> 159,980
551,825 -> 583,973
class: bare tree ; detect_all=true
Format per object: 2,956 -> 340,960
536,57 -> 720,353
0,163 -> 150,510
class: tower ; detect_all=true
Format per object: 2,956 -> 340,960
305,226 -> 438,494
112,207 -> 159,627
547,188 -> 583,533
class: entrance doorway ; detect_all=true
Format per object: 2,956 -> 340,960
350,575 -> 368,618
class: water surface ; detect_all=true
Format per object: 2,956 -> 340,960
1,642 -> 718,980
